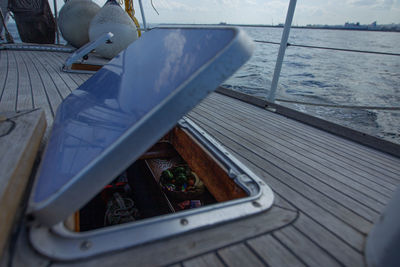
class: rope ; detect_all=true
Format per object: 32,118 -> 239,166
124,0 -> 142,37
0,109 -> 40,137
0,119 -> 15,137
151,0 -> 159,15
275,98 -> 400,110
104,192 -> 137,226
254,40 -> 400,57
254,40 -> 281,45
5,108 -> 41,120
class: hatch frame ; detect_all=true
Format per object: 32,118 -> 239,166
27,26 -> 274,259
29,117 -> 274,260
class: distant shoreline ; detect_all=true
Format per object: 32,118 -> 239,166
235,24 -> 400,33
160,23 -> 400,33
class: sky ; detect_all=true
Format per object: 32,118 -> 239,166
49,0 -> 400,26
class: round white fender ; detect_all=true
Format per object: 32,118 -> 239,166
89,0 -> 138,59
58,0 -> 100,48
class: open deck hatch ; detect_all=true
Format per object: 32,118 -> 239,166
28,27 -> 274,260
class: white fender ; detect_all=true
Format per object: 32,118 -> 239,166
58,0 -> 100,48
89,0 -> 138,59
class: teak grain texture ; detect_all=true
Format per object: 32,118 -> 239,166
0,109 -> 46,258
1,49 -> 400,266
171,127 -> 247,202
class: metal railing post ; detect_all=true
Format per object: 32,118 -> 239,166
53,0 -> 60,44
268,0 -> 297,102
138,0 -> 147,31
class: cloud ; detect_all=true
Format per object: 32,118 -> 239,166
85,0 -> 399,25
156,0 -> 203,12
349,0 -> 378,6
348,0 -> 399,8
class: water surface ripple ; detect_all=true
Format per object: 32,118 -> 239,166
224,27 -> 400,145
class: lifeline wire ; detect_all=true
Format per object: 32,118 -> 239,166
253,39 -> 400,109
275,98 -> 400,111
254,40 -> 400,57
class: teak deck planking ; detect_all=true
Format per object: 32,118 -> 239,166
0,109 -> 46,259
0,49 -> 400,266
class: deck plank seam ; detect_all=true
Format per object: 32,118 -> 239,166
215,252 -> 230,267
189,116 -> 368,251
11,51 -> 19,112
190,112 -> 368,249
18,52 -> 35,109
191,108 -> 389,212
292,215 -> 365,266
42,51 -> 79,92
190,109 -> 380,224
68,73 -> 85,86
38,53 -> 74,99
51,51 -> 69,65
20,52 -> 54,127
194,104 -> 397,200
0,51 -> 10,105
208,94 -> 400,176
161,204 -> 299,267
198,100 -> 399,192
1,50 -> 19,112
195,103 -> 397,197
211,93 -> 400,169
214,94 -> 400,170
27,51 -> 65,117
208,93 -> 399,172
77,74 -> 92,82
165,249 -> 227,267
24,52 -> 55,118
291,224 -> 354,267
272,227 -> 347,267
203,97 -> 400,182
170,252 -> 226,267
30,52 -> 66,101
51,52 -> 83,86
40,52 -> 74,94
54,53 -> 88,84
243,242 -> 271,266
217,244 -> 268,267
45,52 -> 81,89
241,156 -> 368,253
269,232 -> 311,267
13,52 -> 31,111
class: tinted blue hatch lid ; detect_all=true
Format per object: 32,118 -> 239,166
29,27 -> 253,226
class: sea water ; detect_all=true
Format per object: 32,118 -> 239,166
4,22 -> 400,144
224,27 -> 400,145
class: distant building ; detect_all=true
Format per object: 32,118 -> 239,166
344,22 -> 367,30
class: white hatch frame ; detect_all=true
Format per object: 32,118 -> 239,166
30,118 -> 274,260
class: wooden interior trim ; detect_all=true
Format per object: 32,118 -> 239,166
71,63 -> 103,72
171,127 -> 247,202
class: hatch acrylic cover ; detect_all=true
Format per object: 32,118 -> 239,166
28,27 -> 254,226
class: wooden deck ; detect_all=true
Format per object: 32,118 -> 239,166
1,48 -> 400,266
